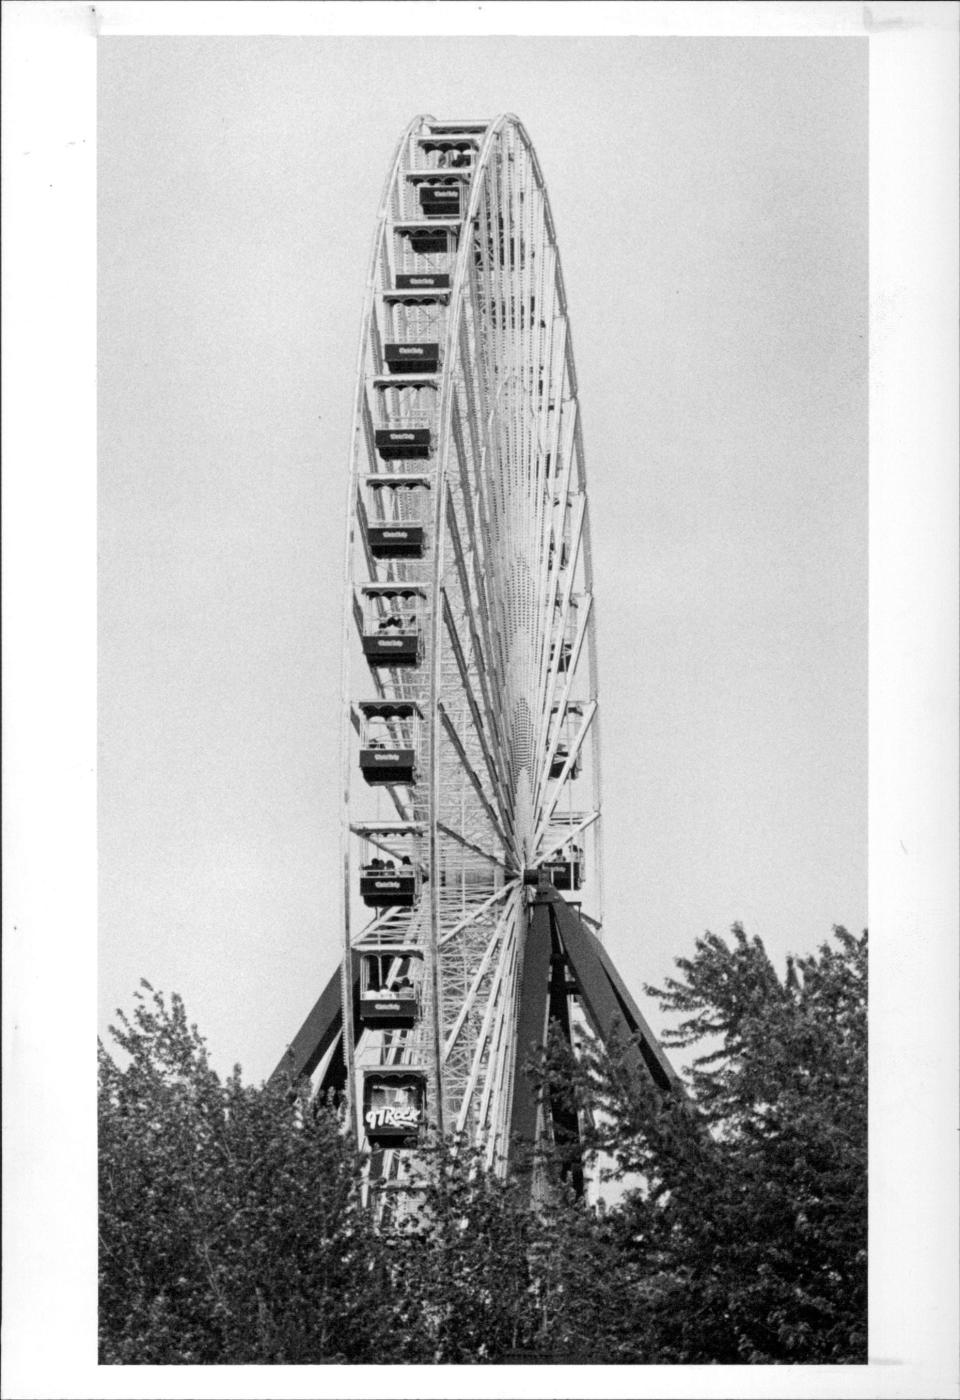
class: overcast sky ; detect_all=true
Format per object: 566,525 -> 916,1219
98,36 -> 868,1084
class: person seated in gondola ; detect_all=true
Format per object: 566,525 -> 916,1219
370,857 -> 384,871
395,977 -> 416,1000
378,613 -> 402,633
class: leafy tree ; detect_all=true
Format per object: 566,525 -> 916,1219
540,924 -> 868,1364
99,982 -> 387,1363
380,1142 -> 541,1363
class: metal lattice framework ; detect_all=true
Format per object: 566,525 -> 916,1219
274,116 -> 678,1193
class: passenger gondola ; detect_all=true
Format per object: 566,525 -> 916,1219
358,700 -> 421,786
362,1068 -> 426,1146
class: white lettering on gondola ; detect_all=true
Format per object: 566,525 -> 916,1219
365,1105 -> 421,1132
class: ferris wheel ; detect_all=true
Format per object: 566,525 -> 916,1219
275,115 -> 677,1192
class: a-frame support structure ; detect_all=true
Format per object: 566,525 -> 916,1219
507,884 -> 682,1185
271,883 -> 680,1183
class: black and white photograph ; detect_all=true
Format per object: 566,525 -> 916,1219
3,3 -> 957,1397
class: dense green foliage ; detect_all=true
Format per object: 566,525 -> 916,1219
99,925 -> 866,1364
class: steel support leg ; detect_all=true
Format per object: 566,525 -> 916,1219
543,888 -> 682,1094
504,885 -> 681,1182
269,952 -> 360,1089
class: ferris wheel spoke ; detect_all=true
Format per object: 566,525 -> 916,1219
448,391 -> 482,505
532,406 -> 578,680
436,701 -> 512,852
442,905 -> 511,1060
446,409 -> 494,614
436,821 -> 509,870
452,896 -> 522,1134
442,507 -> 518,809
442,487 -> 508,725
454,325 -> 486,467
437,880 -> 516,947
453,444 -> 502,651
535,593 -> 593,809
533,809 -> 600,877
541,696 -> 596,793
440,592 -> 517,837
441,905 -> 520,1136
471,929 -> 522,1143
532,699 -> 597,840
534,499 -> 585,715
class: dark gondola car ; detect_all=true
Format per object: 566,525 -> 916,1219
358,700 -> 421,786
366,522 -> 425,558
358,949 -> 423,1028
361,631 -> 421,666
395,272 -> 451,291
360,587 -> 425,667
383,342 -> 440,375
359,864 -> 418,907
363,477 -> 430,560
419,181 -> 462,219
374,427 -> 432,461
363,1069 -> 426,1146
359,744 -> 417,785
356,821 -> 423,907
403,226 -> 450,256
544,846 -> 584,891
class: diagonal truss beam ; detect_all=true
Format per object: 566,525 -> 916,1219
441,591 -> 517,840
541,887 -> 681,1094
439,880 -> 516,946
436,820 -> 510,869
442,900 -> 513,1060
269,953 -> 360,1086
532,698 -> 597,846
437,700 -> 511,853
